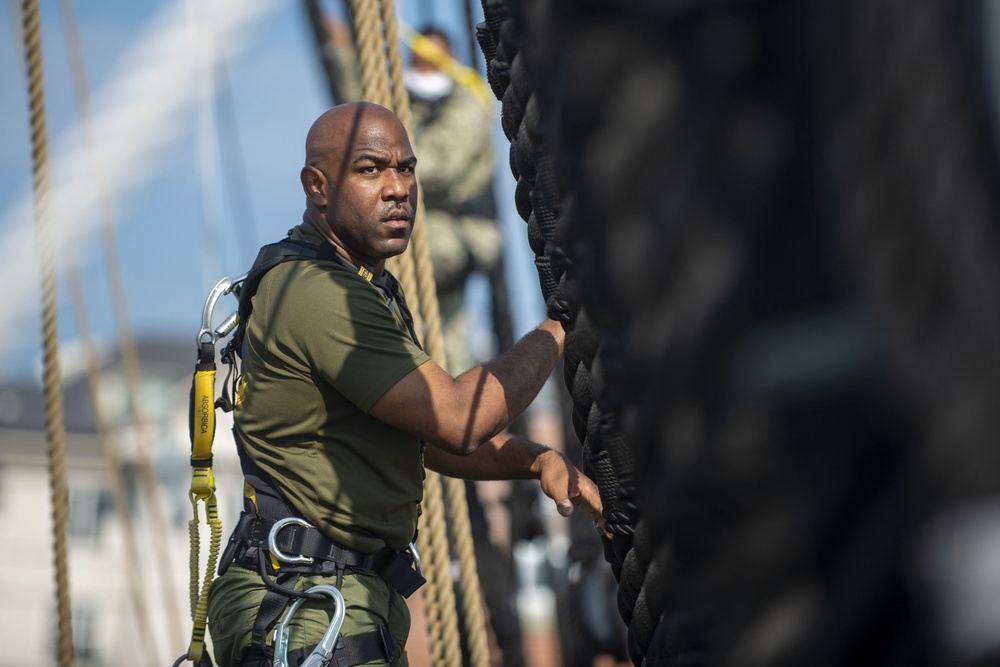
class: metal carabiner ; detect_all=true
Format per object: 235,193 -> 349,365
268,517 -> 316,565
272,584 -> 346,667
196,272 -> 247,347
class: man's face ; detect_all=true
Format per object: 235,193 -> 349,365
321,111 -> 418,265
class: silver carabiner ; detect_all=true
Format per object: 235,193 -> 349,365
268,517 -> 316,565
197,272 -> 247,347
272,584 -> 346,667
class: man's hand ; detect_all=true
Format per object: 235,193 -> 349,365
531,449 -> 606,533
424,433 -> 608,537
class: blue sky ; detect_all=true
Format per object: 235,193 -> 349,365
0,0 -> 544,383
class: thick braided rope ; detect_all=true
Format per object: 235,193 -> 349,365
349,0 -> 390,107
57,0 -> 185,647
439,476 -> 489,667
480,0 -> 635,570
417,471 -> 463,666
22,1 -> 73,664
478,2 -> 658,663
508,2 -> 1000,666
380,2 -> 491,665
348,1 -> 463,663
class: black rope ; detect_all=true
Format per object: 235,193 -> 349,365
479,2 -> 637,664
482,0 -> 1000,665
479,0 -> 636,550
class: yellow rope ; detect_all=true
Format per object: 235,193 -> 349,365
380,3 -> 491,665
21,0 -> 73,664
186,481 -> 222,662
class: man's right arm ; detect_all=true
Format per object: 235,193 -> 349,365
368,318 -> 564,455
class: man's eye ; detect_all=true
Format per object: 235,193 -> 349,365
361,166 -> 377,173
399,165 -> 415,174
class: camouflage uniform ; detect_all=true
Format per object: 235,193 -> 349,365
410,84 -> 501,373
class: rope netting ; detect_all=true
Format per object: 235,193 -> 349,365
479,0 -> 1000,665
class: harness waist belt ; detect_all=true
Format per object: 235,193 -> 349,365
229,513 -> 389,572
222,511 -> 426,597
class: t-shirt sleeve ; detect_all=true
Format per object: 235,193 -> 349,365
279,264 -> 431,412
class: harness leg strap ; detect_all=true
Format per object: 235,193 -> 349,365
249,573 -> 300,654
242,625 -> 397,667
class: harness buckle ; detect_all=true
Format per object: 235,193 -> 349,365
408,540 -> 423,577
268,517 -> 315,565
378,624 -> 397,662
272,584 -> 346,667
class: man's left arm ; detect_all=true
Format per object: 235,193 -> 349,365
424,433 -> 606,528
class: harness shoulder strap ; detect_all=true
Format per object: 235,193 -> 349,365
230,236 -> 345,358
228,235 -> 421,357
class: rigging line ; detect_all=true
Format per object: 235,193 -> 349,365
188,0 -> 226,293
302,0 -> 348,105
213,49 -> 262,260
346,1 -> 463,663
20,1 -> 74,665
463,0 -> 480,71
56,0 -> 186,647
381,1 -> 491,664
63,246 -> 162,666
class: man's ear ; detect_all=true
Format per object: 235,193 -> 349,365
301,165 -> 328,206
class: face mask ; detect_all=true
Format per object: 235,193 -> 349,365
405,70 -> 454,102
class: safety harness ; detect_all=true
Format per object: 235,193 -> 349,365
187,231 -> 426,667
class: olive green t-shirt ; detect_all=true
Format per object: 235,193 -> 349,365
234,225 -> 431,552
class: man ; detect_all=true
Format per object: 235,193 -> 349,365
207,102 -> 603,667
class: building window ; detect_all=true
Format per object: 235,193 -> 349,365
51,603 -> 103,667
68,487 -> 114,545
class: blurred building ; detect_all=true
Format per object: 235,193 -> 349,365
0,339 -> 244,667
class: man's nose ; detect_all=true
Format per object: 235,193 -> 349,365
383,169 -> 408,200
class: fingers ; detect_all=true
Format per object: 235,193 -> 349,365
557,497 -> 575,517
537,450 -> 606,530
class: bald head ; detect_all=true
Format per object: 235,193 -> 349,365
299,102 -> 418,273
305,102 -> 406,168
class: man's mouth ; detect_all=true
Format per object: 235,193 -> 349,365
383,209 -> 412,223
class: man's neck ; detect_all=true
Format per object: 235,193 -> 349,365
300,215 -> 385,276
